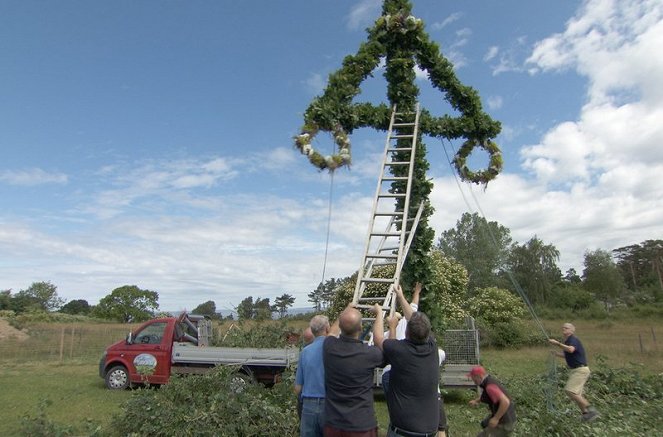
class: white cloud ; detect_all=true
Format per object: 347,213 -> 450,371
484,46 -> 499,62
0,168 -> 68,186
523,0 -> 663,184
304,73 -> 326,95
431,12 -> 463,31
434,0 -> 663,271
486,95 -> 503,110
347,0 -> 382,31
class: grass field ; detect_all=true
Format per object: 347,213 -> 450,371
0,315 -> 661,436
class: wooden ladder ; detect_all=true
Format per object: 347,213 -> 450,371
352,104 -> 423,321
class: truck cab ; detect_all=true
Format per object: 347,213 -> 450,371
99,313 -> 298,390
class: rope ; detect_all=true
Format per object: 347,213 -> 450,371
320,171 -> 335,286
441,139 -> 558,410
440,139 -> 548,337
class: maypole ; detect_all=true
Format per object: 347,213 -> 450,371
294,0 -> 502,290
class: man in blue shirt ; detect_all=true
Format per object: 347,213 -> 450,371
295,315 -> 331,437
549,323 -> 599,422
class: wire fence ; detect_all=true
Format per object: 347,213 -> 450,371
0,322 -> 135,363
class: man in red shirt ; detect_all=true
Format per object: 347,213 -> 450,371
468,366 -> 516,436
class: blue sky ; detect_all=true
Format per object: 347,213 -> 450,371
1,0 -> 662,312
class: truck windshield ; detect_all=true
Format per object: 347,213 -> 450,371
134,322 -> 167,345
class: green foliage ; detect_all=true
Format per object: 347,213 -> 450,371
7,311 -> 101,330
613,239 -> 663,292
468,287 -> 526,326
236,296 -> 254,320
214,321 -> 295,349
20,399 -> 75,437
59,299 -> 91,315
235,296 -> 273,320
295,0 -> 502,287
504,236 -> 561,305
19,398 -> 103,437
583,248 -> 625,308
504,361 -> 663,436
93,285 -> 159,323
0,290 -> 11,310
437,212 -> 512,291
273,293 -> 296,318
191,300 -> 217,319
424,251 -> 470,331
478,319 -> 541,348
13,281 -> 65,313
111,366 -> 299,437
548,283 -> 595,312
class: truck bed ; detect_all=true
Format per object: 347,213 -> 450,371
171,343 -> 299,367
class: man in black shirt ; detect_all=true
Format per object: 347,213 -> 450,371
323,307 -> 384,437
373,303 -> 439,437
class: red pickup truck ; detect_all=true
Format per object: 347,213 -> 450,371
99,313 -> 299,390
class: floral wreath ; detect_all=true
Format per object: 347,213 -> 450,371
294,123 -> 351,171
453,139 -> 503,185
375,13 -> 423,34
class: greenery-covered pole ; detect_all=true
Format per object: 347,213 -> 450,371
294,0 -> 502,290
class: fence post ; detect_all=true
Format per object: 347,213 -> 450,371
59,327 -> 65,362
652,327 -> 657,347
69,326 -> 75,359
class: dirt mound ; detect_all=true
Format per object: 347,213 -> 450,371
0,318 -> 29,341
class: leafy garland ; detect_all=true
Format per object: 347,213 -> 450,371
294,123 -> 351,171
453,139 -> 503,185
294,0 -> 502,185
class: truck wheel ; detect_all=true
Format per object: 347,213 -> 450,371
230,371 -> 253,393
105,365 -> 130,390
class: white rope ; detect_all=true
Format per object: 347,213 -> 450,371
441,138 -> 558,410
320,171 -> 335,285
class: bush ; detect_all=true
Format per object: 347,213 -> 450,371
213,320 -> 297,348
19,399 -> 103,437
498,361 -> 663,436
111,366 -> 299,437
478,319 -> 541,348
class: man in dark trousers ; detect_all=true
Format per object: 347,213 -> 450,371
468,366 -> 516,437
323,306 -> 384,437
373,303 -> 439,437
549,322 -> 599,422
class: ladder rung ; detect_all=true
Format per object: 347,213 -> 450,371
385,162 -> 409,166
366,254 -> 397,259
373,261 -> 397,266
378,193 -> 406,198
378,246 -> 399,252
357,297 -> 388,302
381,177 -> 408,182
375,211 -> 404,216
361,278 -> 394,284
370,232 -> 400,237
387,148 -> 412,152
390,135 -> 414,139
392,122 -> 415,127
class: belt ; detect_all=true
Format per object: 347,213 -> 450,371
389,424 -> 436,437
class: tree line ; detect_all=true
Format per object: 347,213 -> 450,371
0,281 -> 298,323
2,212 -> 660,324
436,212 -> 662,310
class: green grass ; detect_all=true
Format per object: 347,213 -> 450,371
0,361 -> 130,436
0,315 -> 661,436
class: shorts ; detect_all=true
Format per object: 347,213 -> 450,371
565,366 -> 590,395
